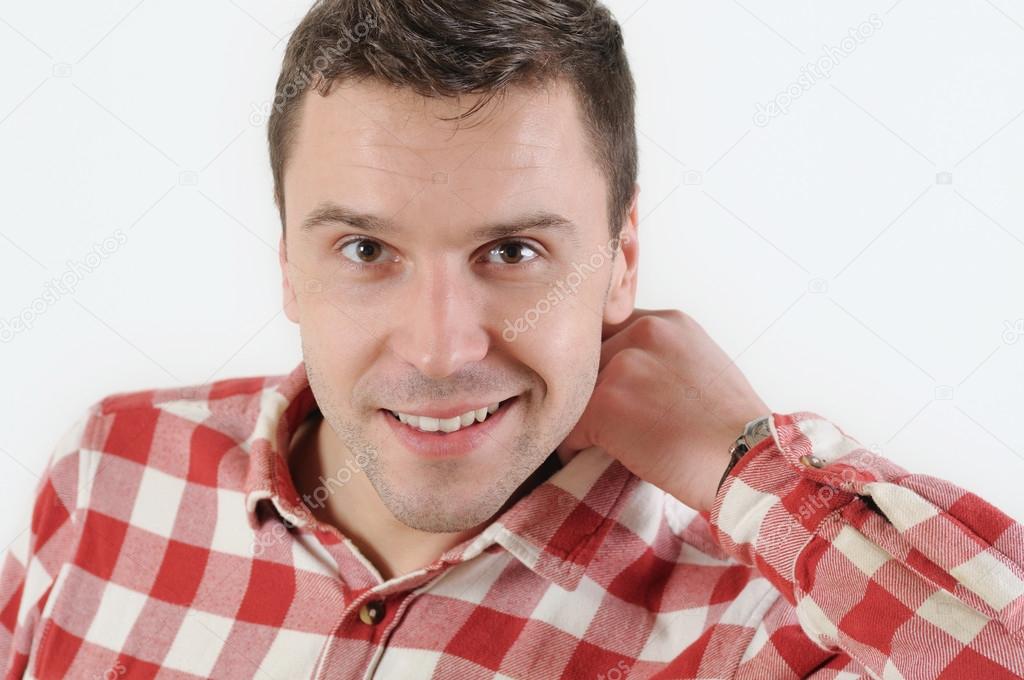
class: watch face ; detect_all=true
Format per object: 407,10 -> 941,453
745,416 -> 772,445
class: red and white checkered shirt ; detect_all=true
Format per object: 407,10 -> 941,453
2,361 -> 1023,679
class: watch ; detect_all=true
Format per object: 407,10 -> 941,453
716,415 -> 773,493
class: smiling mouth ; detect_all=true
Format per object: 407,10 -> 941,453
385,397 -> 515,434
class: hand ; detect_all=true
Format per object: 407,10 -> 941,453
556,309 -> 771,513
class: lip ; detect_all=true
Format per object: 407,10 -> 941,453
384,398 -> 512,420
382,396 -> 517,459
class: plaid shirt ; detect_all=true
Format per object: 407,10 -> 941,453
2,362 -> 1022,679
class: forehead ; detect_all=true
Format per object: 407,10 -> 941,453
283,77 -> 606,234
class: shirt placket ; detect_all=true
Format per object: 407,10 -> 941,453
312,567 -> 451,680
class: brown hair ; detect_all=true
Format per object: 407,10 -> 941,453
268,0 -> 637,240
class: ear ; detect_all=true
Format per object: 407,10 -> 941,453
603,183 -> 640,326
280,233 -> 300,324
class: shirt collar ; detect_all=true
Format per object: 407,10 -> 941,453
241,361 -> 640,591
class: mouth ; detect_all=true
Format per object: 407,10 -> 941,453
380,396 -> 519,459
385,397 -> 514,434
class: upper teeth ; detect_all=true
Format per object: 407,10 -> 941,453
391,402 -> 500,433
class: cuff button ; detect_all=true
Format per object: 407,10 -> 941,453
800,454 -> 826,468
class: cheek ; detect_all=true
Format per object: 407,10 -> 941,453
297,301 -> 372,395
489,260 -> 609,341
504,317 -> 600,445
296,270 -> 397,337
498,293 -> 602,397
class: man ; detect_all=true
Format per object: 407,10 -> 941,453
2,0 -> 1022,678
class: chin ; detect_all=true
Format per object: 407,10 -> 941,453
382,487 -> 506,533
366,456 -> 533,533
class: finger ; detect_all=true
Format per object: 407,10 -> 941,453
555,393 -> 602,461
598,311 -> 662,372
598,323 -> 640,372
555,423 -> 590,465
599,307 -> 686,367
599,308 -> 694,372
555,440 -> 579,467
600,307 -> 656,341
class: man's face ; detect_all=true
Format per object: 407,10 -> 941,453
279,77 -> 637,532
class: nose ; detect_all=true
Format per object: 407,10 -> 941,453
388,259 -> 490,378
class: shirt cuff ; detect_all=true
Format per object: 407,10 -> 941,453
704,411 -> 905,603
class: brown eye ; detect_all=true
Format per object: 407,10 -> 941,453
355,241 -> 379,261
339,238 -> 394,264
487,241 -> 538,265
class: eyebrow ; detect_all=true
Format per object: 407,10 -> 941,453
300,201 -> 580,244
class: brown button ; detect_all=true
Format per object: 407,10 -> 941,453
359,600 -> 385,625
800,454 -> 826,468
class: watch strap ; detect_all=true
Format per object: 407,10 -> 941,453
715,415 -> 772,494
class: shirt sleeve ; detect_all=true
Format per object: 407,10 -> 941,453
704,411 -> 1024,679
0,406 -> 95,678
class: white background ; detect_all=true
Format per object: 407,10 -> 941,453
1,0 -> 1022,558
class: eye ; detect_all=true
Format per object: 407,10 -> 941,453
337,238 -> 397,265
484,240 -> 539,265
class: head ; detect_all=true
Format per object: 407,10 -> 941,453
272,0 -> 640,532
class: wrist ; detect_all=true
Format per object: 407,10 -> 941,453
709,414 -> 774,508
666,413 -> 774,514
672,428 -> 737,514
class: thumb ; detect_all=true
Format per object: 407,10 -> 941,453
555,410 -> 598,467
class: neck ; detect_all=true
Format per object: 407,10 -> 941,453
288,411 -> 560,582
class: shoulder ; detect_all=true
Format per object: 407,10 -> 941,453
93,369 -> 291,445
64,368 -> 293,506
